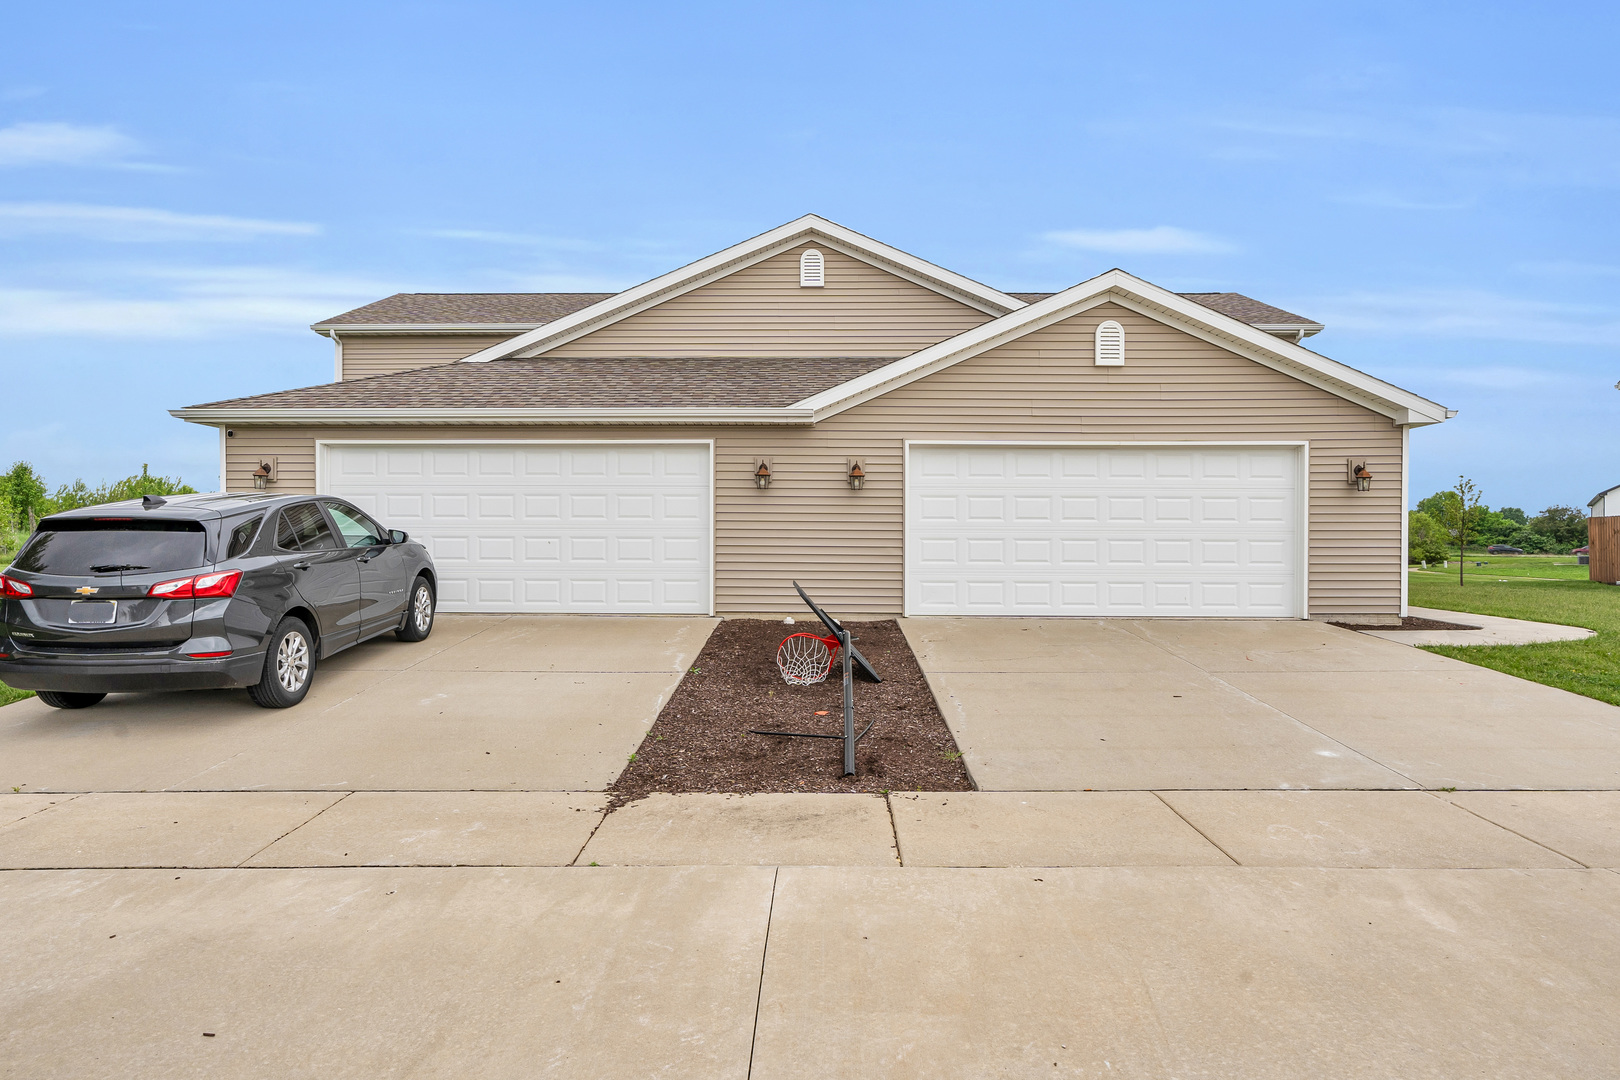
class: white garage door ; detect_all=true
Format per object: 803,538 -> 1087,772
906,445 -> 1301,617
323,442 -> 711,614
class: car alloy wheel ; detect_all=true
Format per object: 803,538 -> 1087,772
277,629 -> 310,693
413,584 -> 432,633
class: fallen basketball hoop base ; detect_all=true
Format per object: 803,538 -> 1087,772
606,617 -> 970,801
750,581 -> 882,776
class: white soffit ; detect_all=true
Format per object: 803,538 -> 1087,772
791,269 -> 1454,427
460,214 -> 1026,363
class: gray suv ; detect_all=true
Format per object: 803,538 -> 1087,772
0,493 -> 437,709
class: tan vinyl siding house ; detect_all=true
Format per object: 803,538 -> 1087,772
336,333 -> 519,380
182,215 -> 1449,625
545,245 -> 993,358
217,303 -> 1403,619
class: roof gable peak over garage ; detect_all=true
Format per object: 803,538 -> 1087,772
460,215 -> 1026,362
791,269 -> 1454,428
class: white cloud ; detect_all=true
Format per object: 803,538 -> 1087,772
0,202 -> 320,242
1332,191 -> 1471,211
423,228 -> 603,252
1307,288 -> 1620,345
0,266 -> 393,338
1210,107 -> 1620,188
1042,226 -> 1235,255
1414,365 -> 1583,390
0,121 -> 155,169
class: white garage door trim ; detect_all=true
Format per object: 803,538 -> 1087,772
316,439 -> 715,615
903,441 -> 1310,618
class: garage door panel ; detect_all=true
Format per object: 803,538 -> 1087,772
908,446 -> 1298,617
326,443 -> 711,614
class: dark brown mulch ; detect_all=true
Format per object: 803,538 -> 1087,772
608,619 -> 973,804
1330,616 -> 1483,631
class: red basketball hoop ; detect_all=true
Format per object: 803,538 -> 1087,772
776,632 -> 841,686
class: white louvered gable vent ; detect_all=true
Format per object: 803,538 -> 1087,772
799,248 -> 825,287
1095,319 -> 1125,366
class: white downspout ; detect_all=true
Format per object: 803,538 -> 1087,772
330,329 -> 343,382
1400,425 -> 1410,617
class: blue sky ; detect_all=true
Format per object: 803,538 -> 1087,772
2,0 -> 1616,513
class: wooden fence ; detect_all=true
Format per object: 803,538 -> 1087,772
1592,515 -> 1620,584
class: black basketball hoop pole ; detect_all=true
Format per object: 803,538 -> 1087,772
839,622 -> 855,775
747,581 -> 881,776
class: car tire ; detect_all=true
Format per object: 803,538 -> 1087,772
248,617 -> 316,709
36,690 -> 107,710
396,576 -> 435,642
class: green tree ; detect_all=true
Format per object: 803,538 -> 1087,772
1408,510 -> 1450,564
1528,505 -> 1588,552
1504,525 -> 1557,554
1441,476 -> 1483,585
1500,506 -> 1528,525
46,465 -> 195,514
0,462 -> 49,530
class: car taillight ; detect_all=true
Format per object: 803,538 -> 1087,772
149,576 -> 194,599
148,569 -> 243,600
0,575 -> 33,598
185,650 -> 233,659
192,569 -> 243,598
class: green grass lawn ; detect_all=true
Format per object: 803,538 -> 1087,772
1408,571 -> 1620,706
1410,556 -> 1589,581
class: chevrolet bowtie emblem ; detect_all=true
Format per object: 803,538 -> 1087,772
74,586 -> 100,595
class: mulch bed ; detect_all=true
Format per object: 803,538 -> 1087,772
608,619 -> 974,804
1330,616 -> 1483,631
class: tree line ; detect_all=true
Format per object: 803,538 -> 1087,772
1409,479 -> 1588,564
0,460 -> 196,552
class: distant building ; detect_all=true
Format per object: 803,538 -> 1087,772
1590,483 -> 1620,517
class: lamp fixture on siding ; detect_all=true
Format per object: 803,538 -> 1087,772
847,461 -> 866,491
754,460 -> 772,489
1347,459 -> 1372,492
252,460 -> 276,491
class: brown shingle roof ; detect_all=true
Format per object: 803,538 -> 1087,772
189,357 -> 899,411
314,292 -> 616,326
317,290 -> 1318,329
1177,292 -> 1319,327
1008,291 -> 1318,328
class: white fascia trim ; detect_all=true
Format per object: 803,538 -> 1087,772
170,406 -> 815,426
312,324 -> 544,334
790,269 -> 1453,428
461,214 -> 1026,363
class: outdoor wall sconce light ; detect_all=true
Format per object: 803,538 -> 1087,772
847,461 -> 866,491
1347,459 -> 1372,492
252,460 -> 276,490
754,460 -> 772,489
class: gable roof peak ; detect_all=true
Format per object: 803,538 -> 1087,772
459,214 -> 1026,363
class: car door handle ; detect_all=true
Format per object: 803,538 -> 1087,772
292,561 -> 311,571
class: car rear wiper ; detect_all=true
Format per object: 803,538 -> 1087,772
89,564 -> 149,573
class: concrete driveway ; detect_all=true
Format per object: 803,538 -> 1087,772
902,617 -> 1620,790
0,615 -> 716,793
6,614 -> 1620,1077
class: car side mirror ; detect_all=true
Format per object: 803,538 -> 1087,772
389,529 -> 409,545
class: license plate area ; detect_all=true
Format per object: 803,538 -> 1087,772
67,600 -> 117,625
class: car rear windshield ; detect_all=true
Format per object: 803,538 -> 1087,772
11,519 -> 208,576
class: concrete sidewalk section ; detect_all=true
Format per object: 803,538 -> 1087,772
750,867 -> 1620,1079
0,866 -> 773,1080
1363,604 -> 1596,647
581,793 -> 898,866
